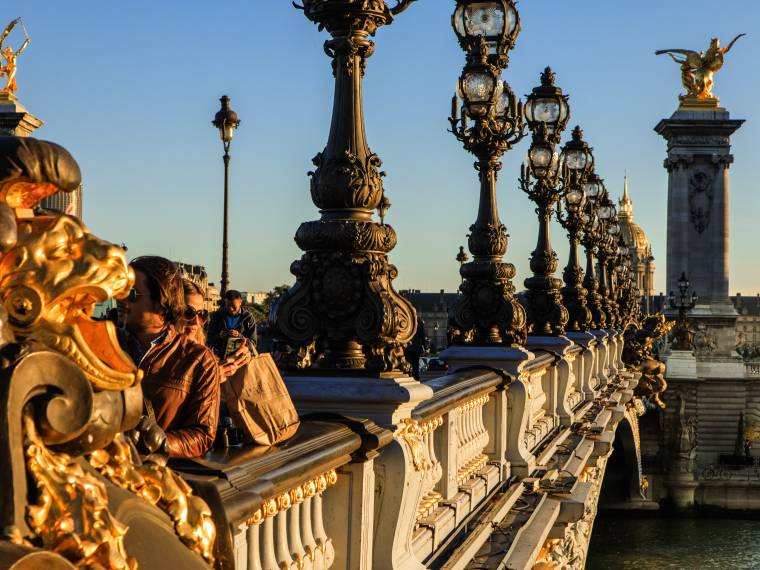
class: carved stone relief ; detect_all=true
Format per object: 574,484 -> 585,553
688,169 -> 714,234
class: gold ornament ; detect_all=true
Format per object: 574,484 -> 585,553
88,434 -> 216,565
23,413 -> 137,570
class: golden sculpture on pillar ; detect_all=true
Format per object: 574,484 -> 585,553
656,34 -> 745,108
0,18 -> 31,94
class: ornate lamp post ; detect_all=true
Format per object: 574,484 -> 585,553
270,0 -> 419,373
596,193 -> 620,327
580,175 -> 606,329
519,68 -> 571,335
212,95 -> 240,295
557,126 -> 594,331
615,236 -> 640,327
669,272 -> 698,349
456,245 -> 469,268
448,0 -> 527,346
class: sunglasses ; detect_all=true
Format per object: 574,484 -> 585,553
184,307 -> 209,322
127,288 -> 143,303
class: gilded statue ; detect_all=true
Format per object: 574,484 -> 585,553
0,18 -> 30,94
0,137 -> 215,569
622,314 -> 675,409
656,34 -> 745,102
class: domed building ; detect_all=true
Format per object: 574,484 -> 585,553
618,176 -> 655,308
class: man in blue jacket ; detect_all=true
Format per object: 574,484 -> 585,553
207,289 -> 257,360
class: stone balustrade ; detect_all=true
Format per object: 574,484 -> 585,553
170,329 -> 639,570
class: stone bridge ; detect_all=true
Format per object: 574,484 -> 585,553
178,329 -> 647,569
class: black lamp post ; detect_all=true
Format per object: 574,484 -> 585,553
615,235 -> 640,328
456,245 -> 469,268
596,192 -> 620,328
669,272 -> 697,349
270,0 -> 419,373
212,95 -> 240,296
519,68 -> 571,336
448,0 -> 528,346
557,126 -> 594,331
580,179 -> 607,329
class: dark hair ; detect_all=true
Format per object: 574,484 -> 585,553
182,279 -> 204,298
131,256 -> 184,326
224,289 -> 242,301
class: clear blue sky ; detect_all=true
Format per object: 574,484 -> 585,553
10,1 -> 760,295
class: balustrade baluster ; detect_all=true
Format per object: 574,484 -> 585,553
247,524 -> 264,570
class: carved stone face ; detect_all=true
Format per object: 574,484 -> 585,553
0,212 -> 139,391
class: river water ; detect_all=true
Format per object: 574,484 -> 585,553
586,514 -> 760,569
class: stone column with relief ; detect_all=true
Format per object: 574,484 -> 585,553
655,102 -> 743,362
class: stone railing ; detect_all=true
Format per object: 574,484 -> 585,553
172,329 -> 642,570
410,368 -> 504,563
174,418 -> 392,570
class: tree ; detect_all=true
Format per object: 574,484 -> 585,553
263,285 -> 290,315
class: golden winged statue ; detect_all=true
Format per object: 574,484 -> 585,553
656,34 -> 745,102
0,18 -> 31,94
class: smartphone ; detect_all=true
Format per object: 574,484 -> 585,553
224,336 -> 244,361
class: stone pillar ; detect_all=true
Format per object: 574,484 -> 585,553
0,92 -> 42,137
655,106 -> 744,357
0,92 -> 82,218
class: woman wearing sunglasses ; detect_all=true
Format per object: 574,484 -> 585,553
182,279 -> 251,380
118,257 -> 220,459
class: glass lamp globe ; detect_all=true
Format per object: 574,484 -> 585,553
213,95 -> 240,144
565,188 -> 584,209
452,0 -> 519,55
583,179 -> 600,200
459,69 -> 498,116
494,82 -> 521,129
524,68 -> 569,140
528,142 -> 558,179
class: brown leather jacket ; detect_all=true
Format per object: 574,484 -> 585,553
121,327 -> 220,458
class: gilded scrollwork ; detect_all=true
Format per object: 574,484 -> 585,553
395,419 -> 429,472
88,434 -> 216,565
23,412 -> 137,570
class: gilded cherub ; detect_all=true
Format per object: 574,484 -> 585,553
0,18 -> 30,94
656,34 -> 745,100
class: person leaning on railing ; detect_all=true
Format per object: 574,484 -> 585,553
117,256 -> 221,458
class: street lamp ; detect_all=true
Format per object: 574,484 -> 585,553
452,0 -> 520,68
519,68 -> 570,336
596,192 -> 621,328
524,67 -> 570,144
669,271 -> 697,349
614,235 -> 640,328
580,185 -> 607,329
212,95 -> 240,296
557,126 -> 595,332
448,0 -> 527,346
270,0 -> 419,373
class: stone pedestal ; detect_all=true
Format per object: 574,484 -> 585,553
0,92 -> 42,137
665,473 -> 698,510
665,349 -> 697,380
284,374 -> 432,570
438,345 -> 534,377
655,106 -> 743,357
